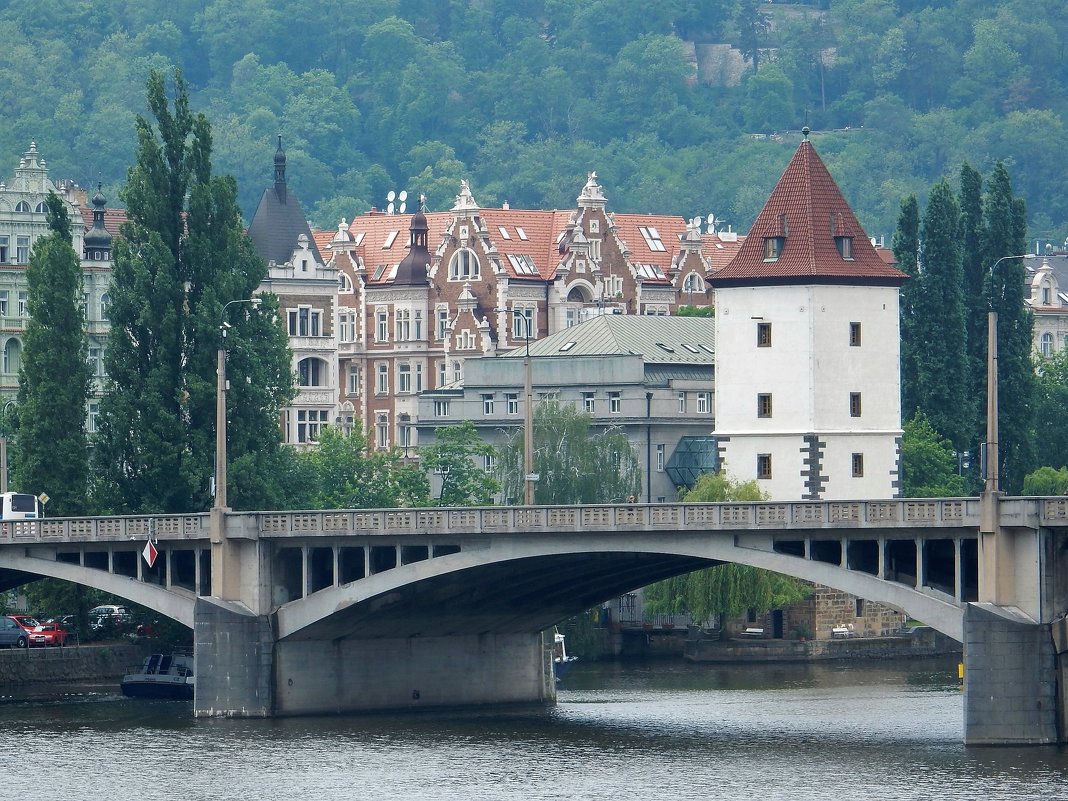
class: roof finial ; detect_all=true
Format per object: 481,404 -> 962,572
802,126 -> 810,141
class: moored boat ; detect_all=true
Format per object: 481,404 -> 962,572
121,653 -> 194,700
553,631 -> 578,680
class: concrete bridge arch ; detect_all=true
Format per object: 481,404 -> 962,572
276,530 -> 964,644
0,553 -> 196,627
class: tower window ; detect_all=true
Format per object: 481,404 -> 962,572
757,393 -> 773,418
757,322 -> 772,347
757,454 -> 772,479
849,392 -> 862,417
763,237 -> 784,261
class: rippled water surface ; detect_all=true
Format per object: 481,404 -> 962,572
1,656 -> 1066,800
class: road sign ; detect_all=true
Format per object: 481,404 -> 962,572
142,539 -> 158,568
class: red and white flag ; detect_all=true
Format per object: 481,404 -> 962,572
142,538 -> 158,568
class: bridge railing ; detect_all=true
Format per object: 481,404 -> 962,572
255,498 -> 978,537
0,513 -> 209,543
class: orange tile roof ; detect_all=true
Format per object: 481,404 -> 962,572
477,208 -> 570,280
78,206 -> 126,237
713,140 -> 906,286
703,232 -> 746,274
610,214 -> 689,283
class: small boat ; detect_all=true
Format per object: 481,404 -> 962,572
553,631 -> 578,680
121,653 -> 194,700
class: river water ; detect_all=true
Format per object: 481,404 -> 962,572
1,655 -> 1065,800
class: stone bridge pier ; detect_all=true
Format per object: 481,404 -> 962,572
963,494 -> 1068,745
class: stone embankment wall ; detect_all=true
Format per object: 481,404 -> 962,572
0,644 -> 146,685
683,628 -> 959,663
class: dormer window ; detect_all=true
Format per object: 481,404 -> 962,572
763,237 -> 784,261
835,236 -> 853,260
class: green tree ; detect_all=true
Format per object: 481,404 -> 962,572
643,472 -> 810,625
901,412 -> 967,497
420,421 -> 499,507
893,194 -> 921,419
914,179 -> 968,448
958,162 -> 985,475
1033,347 -> 1068,470
14,192 -> 93,515
1022,466 -> 1068,496
983,162 -> 1033,494
496,400 -> 641,505
93,69 -> 293,514
298,425 -> 429,509
734,0 -> 770,75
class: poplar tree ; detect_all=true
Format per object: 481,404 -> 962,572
915,179 -> 967,448
14,192 -> 93,515
893,195 -> 921,418
93,69 -> 293,513
958,163 -> 986,438
983,162 -> 1032,493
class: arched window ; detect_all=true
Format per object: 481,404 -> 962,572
338,272 -> 353,293
99,293 -> 110,320
297,357 -> 327,387
448,248 -> 480,281
682,273 -> 705,293
34,201 -> 46,213
3,338 -> 21,375
14,201 -> 30,213
1040,332 -> 1054,357
566,285 -> 591,303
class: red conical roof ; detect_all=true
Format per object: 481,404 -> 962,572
712,138 -> 906,286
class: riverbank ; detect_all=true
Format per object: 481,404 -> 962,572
0,643 -> 147,686
682,627 -> 960,662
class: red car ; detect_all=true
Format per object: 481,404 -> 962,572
29,622 -> 69,647
8,615 -> 39,633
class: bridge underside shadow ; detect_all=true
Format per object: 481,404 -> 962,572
284,552 -> 720,641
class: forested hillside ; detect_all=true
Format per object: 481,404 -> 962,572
2,0 -> 1066,241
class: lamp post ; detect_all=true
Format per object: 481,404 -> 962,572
496,307 -> 536,505
215,297 -> 261,511
0,400 -> 16,494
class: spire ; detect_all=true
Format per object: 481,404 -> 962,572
394,203 -> 431,286
273,135 -> 287,203
83,182 -> 113,255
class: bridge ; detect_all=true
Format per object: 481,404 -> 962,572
1,496 -> 1066,745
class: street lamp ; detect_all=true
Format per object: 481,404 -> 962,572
0,400 -> 16,494
495,307 -> 536,505
215,297 -> 261,511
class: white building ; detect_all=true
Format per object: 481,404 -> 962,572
711,132 -> 907,500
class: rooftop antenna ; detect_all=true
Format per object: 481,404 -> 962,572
386,190 -> 395,215
707,213 -> 725,234
398,190 -> 407,214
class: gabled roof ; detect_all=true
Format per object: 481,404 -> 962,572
502,314 -> 715,363
337,211 -> 453,285
611,214 -> 689,283
477,208 -> 570,281
712,137 -> 906,287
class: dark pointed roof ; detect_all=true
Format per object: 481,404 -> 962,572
712,135 -> 906,287
247,137 -> 323,266
393,200 -> 431,286
83,182 -> 112,250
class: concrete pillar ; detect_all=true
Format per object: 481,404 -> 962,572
272,631 -> 555,716
193,596 -> 274,718
963,602 -> 1057,745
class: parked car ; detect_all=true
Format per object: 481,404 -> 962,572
29,622 -> 69,647
89,605 -> 130,622
9,615 -> 39,633
0,616 -> 28,648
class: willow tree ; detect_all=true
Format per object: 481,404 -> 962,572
496,400 -> 640,505
15,192 -> 93,515
93,69 -> 293,513
643,472 -> 810,625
